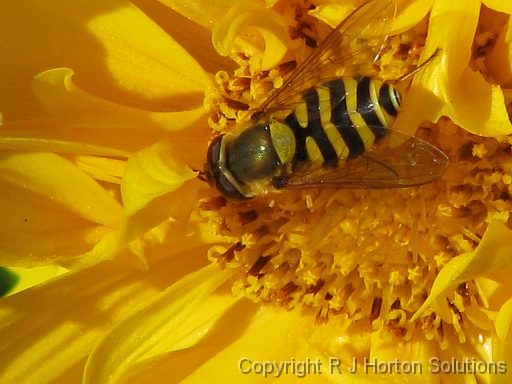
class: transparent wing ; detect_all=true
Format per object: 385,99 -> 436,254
274,127 -> 449,190
253,0 -> 396,121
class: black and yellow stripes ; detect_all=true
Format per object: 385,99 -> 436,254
285,77 -> 401,168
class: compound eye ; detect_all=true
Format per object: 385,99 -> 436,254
216,172 -> 248,200
205,134 -> 250,200
206,135 -> 223,165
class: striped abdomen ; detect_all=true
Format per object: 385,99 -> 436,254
285,77 -> 401,169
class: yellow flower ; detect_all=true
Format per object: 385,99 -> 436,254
1,0 -> 512,383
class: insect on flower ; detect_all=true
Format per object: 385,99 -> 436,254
204,0 -> 449,200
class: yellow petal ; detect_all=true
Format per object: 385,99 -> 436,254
1,151 -> 122,227
83,264 -> 231,384
0,188 -> 113,267
413,220 -> 512,320
369,331 -> 438,382
156,0 -> 229,29
0,118 -> 130,157
0,0 -> 210,121
496,298 -> 512,342
119,140 -> 201,245
114,300 -> 258,383
3,266 -> 66,296
86,2 -> 212,106
67,155 -> 125,185
494,298 -> 512,383
0,151 -> 123,266
0,116 -> 205,162
482,0 -> 512,14
212,3 -> 289,70
174,308 -> 308,383
121,140 -> 197,217
486,16 -> 512,87
130,1 -> 236,75
0,246 -> 210,384
392,0 -> 434,33
69,231 -> 125,270
310,0 -> 433,34
33,68 -> 206,131
120,182 -> 203,250
396,0 -> 512,136
309,4 -> 358,29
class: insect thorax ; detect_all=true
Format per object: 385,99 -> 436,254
203,122 -> 295,199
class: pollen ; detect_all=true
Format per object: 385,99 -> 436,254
197,0 -> 512,351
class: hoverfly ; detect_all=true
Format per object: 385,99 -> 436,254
204,0 -> 448,200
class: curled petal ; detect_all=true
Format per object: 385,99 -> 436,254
212,4 -> 289,70
120,140 -> 201,245
413,220 -> 512,320
119,181 -> 202,251
486,17 -> 512,87
0,0 -> 211,121
33,68 -> 206,132
392,0 -> 434,33
121,140 -> 197,217
396,0 -> 512,136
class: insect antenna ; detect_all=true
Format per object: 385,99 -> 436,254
197,171 -> 207,182
189,165 -> 208,182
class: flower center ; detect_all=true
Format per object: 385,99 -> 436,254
196,116 -> 512,346
196,3 -> 512,348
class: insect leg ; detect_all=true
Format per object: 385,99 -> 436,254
394,48 -> 442,83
